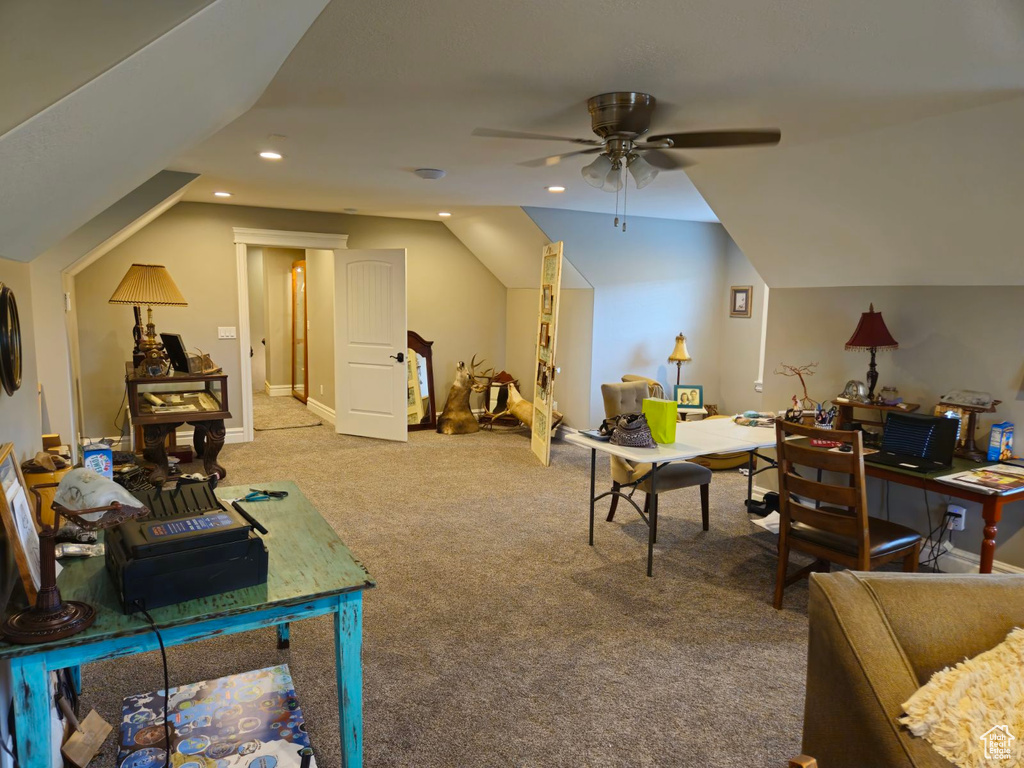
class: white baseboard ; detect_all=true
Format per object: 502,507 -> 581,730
265,383 -> 291,397
306,397 -> 335,426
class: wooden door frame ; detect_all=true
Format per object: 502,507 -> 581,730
291,259 -> 309,403
233,228 -> 348,442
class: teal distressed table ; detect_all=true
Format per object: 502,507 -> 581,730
0,481 -> 375,767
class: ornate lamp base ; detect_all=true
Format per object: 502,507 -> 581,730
2,600 -> 96,644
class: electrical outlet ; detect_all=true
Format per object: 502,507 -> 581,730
947,504 -> 967,532
320,384 -> 324,396
217,326 -> 237,339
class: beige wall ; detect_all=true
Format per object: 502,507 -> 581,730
246,247 -> 266,392
506,288 -> 594,428
719,237 -> 768,413
763,285 -> 1024,568
74,202 -> 506,436
261,247 -> 300,391
0,258 -> 40,459
305,249 -> 334,408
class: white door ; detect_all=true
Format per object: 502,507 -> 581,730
334,249 -> 408,441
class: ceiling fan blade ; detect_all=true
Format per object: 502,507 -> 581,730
518,147 -> 604,168
473,127 -> 602,145
636,148 -> 692,170
646,129 -> 781,149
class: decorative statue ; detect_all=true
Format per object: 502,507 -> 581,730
506,383 -> 564,431
437,356 -> 492,435
773,362 -> 820,409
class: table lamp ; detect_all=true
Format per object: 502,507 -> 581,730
668,333 -> 692,386
2,471 -> 148,644
844,303 -> 898,403
109,263 -> 187,377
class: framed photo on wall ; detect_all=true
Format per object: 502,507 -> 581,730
0,443 -> 41,602
730,285 -> 753,318
674,384 -> 704,410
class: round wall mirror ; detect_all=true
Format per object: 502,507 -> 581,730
0,283 -> 22,396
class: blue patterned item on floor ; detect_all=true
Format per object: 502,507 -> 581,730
117,664 -> 316,767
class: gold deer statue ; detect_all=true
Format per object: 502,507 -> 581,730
437,356 -> 493,435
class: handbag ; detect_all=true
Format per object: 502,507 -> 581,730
609,413 -> 656,448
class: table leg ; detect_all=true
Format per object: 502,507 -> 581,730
68,664 -> 82,695
648,463 -> 658,577
277,622 -> 291,650
11,656 -> 52,768
746,450 -> 755,507
335,592 -> 364,767
191,420 -> 227,479
588,448 -> 596,546
980,498 -> 1004,574
142,423 -> 173,485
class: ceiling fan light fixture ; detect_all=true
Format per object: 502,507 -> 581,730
581,154 -> 613,188
627,153 -> 659,189
601,164 -> 623,193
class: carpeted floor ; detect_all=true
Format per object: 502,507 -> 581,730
84,426 -> 812,767
253,391 -> 322,431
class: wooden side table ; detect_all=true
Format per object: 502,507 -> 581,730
125,363 -> 231,483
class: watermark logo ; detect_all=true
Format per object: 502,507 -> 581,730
980,725 -> 1015,760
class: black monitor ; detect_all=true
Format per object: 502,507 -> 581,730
882,412 -> 958,465
160,333 -> 189,373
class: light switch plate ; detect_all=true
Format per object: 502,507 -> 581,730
217,327 -> 237,339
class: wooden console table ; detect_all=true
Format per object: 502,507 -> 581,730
126,363 -> 231,483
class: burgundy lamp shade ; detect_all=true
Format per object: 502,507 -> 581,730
845,303 -> 898,350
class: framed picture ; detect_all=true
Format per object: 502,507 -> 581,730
538,322 -> 550,349
0,443 -> 41,602
541,284 -> 554,315
730,285 -> 753,318
536,361 -> 549,392
674,384 -> 704,410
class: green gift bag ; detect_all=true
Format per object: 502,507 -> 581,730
642,398 -> 677,444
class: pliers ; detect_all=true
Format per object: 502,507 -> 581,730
242,488 -> 289,502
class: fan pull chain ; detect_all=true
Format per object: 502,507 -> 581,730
622,168 -> 628,232
613,169 -> 620,229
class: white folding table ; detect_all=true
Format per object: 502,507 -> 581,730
563,419 -> 779,575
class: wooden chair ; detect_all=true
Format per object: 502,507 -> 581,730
773,420 -> 922,610
600,381 -> 710,529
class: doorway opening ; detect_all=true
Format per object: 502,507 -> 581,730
291,259 -> 308,403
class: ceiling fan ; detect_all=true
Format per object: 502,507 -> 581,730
473,92 -> 781,198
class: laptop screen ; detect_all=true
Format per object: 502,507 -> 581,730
882,412 -> 957,464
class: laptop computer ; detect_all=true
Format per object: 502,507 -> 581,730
864,412 -> 958,473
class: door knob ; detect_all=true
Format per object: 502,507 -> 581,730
390,352 -> 405,363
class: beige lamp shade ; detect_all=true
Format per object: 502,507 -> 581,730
668,333 -> 691,363
108,264 -> 187,306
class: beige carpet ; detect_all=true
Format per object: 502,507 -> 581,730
83,426 -> 811,767
253,391 -> 322,431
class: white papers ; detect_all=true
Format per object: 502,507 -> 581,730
751,511 -> 780,535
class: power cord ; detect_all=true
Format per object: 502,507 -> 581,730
134,602 -> 171,768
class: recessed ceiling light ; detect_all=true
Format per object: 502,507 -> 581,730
415,168 -> 447,180
438,212 -> 452,217
259,151 -> 283,160
546,185 -> 567,193
214,191 -> 232,197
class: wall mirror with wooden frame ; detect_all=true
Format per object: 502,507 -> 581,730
406,331 -> 436,431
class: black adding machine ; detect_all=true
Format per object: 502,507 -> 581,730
106,481 -> 268,613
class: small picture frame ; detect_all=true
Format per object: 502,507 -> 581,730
536,361 -> 549,392
0,443 -> 41,602
674,384 -> 704,410
541,284 -> 554,315
538,322 -> 550,349
730,285 -> 753,318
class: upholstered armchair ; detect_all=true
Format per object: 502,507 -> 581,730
621,374 -> 665,400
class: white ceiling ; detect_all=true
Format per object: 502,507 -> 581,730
0,0 -> 330,262
0,0 -> 213,136
175,0 -> 1024,224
